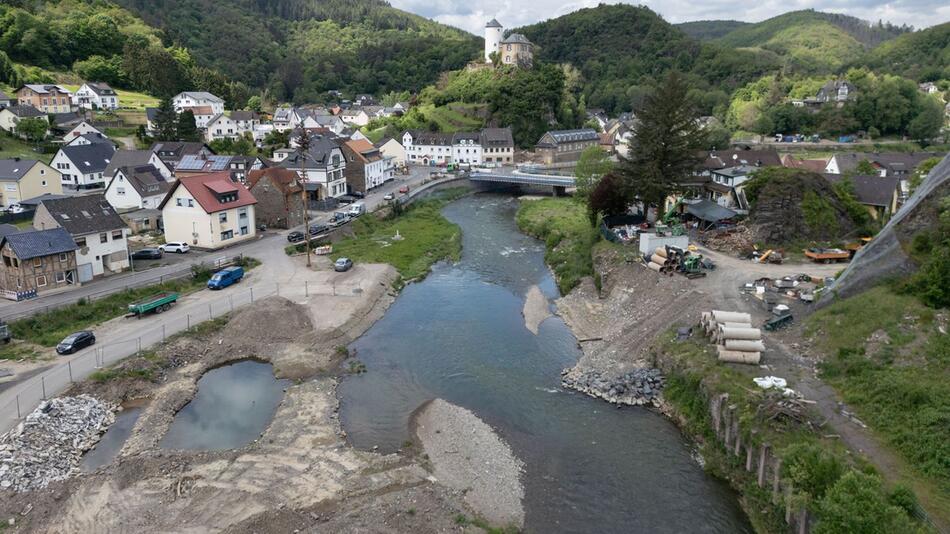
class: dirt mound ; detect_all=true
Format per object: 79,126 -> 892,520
746,168 -> 858,245
224,296 -> 313,344
823,153 -> 950,303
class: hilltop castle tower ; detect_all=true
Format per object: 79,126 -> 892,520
485,18 -> 503,62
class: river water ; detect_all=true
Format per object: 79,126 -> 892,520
340,194 -> 751,533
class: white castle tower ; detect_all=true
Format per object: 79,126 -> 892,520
485,18 -> 503,63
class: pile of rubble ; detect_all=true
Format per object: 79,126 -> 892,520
0,395 -> 115,492
561,368 -> 664,406
702,224 -> 754,255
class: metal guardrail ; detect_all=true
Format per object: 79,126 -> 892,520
469,172 -> 575,187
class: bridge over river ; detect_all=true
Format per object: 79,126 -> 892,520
469,167 -> 576,195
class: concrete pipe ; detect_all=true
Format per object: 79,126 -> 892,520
725,339 -> 767,352
718,326 -> 762,340
647,262 -> 664,272
701,312 -> 711,327
722,322 -> 753,330
651,254 -> 669,265
717,348 -> 761,364
654,247 -> 668,258
712,311 -> 752,324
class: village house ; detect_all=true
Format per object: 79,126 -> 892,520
33,195 -> 130,281
205,111 -> 260,142
376,137 -> 407,168
66,133 -> 112,148
452,132 -> 483,165
402,130 -> 453,166
823,174 -> 901,221
480,127 -> 515,164
0,105 -> 47,135
816,80 -> 856,104
51,142 -> 116,190
699,149 -> 783,176
0,159 -> 62,209
64,121 -> 105,141
226,155 -> 267,183
182,106 -> 217,129
781,154 -> 829,173
535,129 -> 599,165
0,228 -> 78,300
272,107 -> 304,132
73,82 -> 119,110
159,171 -> 257,250
706,165 -> 759,212
174,153 -> 235,178
0,91 -> 11,108
918,82 -> 940,95
104,149 -> 174,181
342,139 -> 392,194
278,134 -> 347,200
16,85 -> 72,114
246,168 -> 305,229
824,152 -> 943,177
484,19 -> 534,67
340,108 -> 371,127
172,91 -> 225,116
150,141 -> 214,169
104,165 -> 172,211
51,112 -> 84,134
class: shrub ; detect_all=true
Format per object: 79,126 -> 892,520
815,472 -> 921,534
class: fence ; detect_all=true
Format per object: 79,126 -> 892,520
0,277 -> 366,434
0,255 -> 245,322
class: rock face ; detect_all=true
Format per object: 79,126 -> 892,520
822,154 -> 950,304
561,367 -> 664,407
0,395 -> 115,492
747,168 -> 858,245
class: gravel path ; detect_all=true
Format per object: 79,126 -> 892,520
413,399 -> 525,528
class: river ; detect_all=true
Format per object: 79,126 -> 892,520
340,194 -> 751,533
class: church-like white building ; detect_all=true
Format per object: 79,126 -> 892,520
484,19 -> 534,67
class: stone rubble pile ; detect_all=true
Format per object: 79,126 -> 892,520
561,368 -> 664,406
0,395 -> 115,492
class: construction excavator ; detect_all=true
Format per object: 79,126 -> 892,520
655,200 -> 686,237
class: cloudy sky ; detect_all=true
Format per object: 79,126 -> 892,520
389,0 -> 949,35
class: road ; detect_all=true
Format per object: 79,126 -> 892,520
0,166 -> 438,322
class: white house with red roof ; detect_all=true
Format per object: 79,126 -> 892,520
159,171 -> 257,250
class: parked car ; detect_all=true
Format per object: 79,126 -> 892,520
399,185 -> 410,194
56,331 -> 96,355
309,224 -> 329,236
330,217 -> 349,228
347,203 -> 365,217
4,204 -> 25,214
207,266 -> 244,290
287,231 -> 305,243
131,248 -> 163,260
383,193 -> 395,201
350,191 -> 365,199
159,242 -> 190,254
334,257 -> 353,272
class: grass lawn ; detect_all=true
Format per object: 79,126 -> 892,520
104,126 -> 139,138
807,285 -> 950,518
0,134 -> 50,163
423,103 -> 485,132
516,197 -> 599,294
330,192 -> 464,281
60,85 -> 159,112
0,341 -> 45,362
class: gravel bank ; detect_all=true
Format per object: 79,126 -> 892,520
413,399 -> 525,528
522,284 -> 551,335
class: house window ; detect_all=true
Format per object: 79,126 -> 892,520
100,232 -> 108,243
36,275 -> 47,287
55,271 -> 66,283
112,230 -> 123,240
75,237 -> 86,247
33,258 -> 42,268
240,225 -> 249,235
117,187 -> 125,195
238,208 -> 248,219
59,253 -> 68,262
176,198 -> 183,206
219,212 -> 228,223
221,230 -> 233,240
188,199 -> 194,207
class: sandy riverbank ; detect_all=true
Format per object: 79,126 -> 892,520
522,284 -> 551,335
412,398 -> 525,528
0,264 -> 495,533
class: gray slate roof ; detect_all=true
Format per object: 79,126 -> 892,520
104,150 -> 157,179
3,105 -> 45,118
84,82 -> 116,96
0,224 -> 19,238
114,165 -> 170,198
0,159 -> 42,182
480,128 -> 514,147
40,194 -> 127,235
537,129 -> 599,147
823,174 -> 900,208
278,135 -> 343,170
1,228 -> 77,260
176,91 -> 224,103
501,33 -> 531,45
486,18 -> 502,28
57,143 -> 116,175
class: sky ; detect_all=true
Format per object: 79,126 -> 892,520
388,0 -> 950,35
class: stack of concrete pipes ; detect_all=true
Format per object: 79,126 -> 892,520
646,246 -> 682,276
699,310 -> 764,364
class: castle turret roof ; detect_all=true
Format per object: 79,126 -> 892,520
486,18 -> 502,28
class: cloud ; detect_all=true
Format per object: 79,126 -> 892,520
389,0 -> 949,34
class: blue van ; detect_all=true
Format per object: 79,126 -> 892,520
207,266 -> 244,290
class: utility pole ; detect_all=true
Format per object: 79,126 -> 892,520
302,178 -> 311,267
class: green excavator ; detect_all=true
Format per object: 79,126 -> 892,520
655,200 -> 686,237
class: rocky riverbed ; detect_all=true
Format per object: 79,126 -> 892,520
562,367 -> 665,406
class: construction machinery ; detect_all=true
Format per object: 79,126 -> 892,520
656,200 -> 687,237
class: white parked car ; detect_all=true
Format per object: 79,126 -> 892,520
4,204 -> 24,214
159,242 -> 190,254
383,193 -> 395,201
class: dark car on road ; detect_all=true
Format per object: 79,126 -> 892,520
56,331 -> 96,355
349,191 -> 365,199
131,248 -> 163,260
287,231 -> 305,243
309,224 -> 329,236
334,257 -> 353,272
